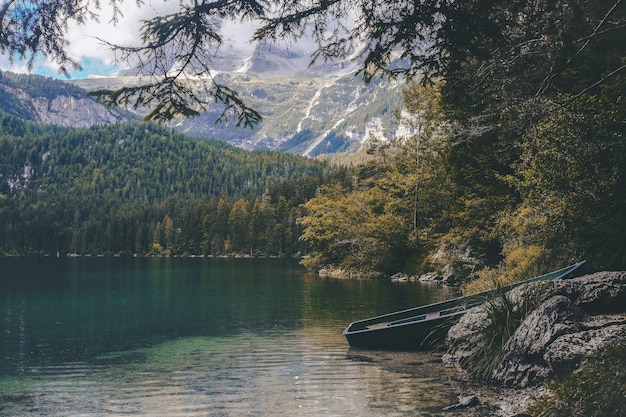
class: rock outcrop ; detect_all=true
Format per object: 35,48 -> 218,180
1,83 -> 127,127
492,295 -> 588,386
30,94 -> 127,127
446,271 -> 626,387
553,271 -> 626,313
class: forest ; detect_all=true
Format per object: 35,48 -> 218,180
0,112 -> 349,257
296,0 -> 626,282
1,0 -> 625,284
300,80 -> 626,282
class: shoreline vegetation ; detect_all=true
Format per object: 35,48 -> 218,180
444,272 -> 626,417
2,1 -> 625,414
0,252 -> 295,259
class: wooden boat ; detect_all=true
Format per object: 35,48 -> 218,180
343,260 -> 586,350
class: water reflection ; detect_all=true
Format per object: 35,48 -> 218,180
0,258 -> 464,416
1,329 -> 460,417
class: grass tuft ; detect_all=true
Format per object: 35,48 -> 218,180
457,286 -> 544,381
463,245 -> 545,295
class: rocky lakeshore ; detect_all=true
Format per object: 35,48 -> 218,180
441,270 -> 626,416
353,271 -> 626,416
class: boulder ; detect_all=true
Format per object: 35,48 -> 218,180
419,273 -> 444,283
446,307 -> 491,365
446,280 -> 560,368
553,271 -> 626,313
543,320 -> 626,376
491,295 -> 588,386
417,272 -> 458,286
390,272 -> 409,282
446,271 -> 626,387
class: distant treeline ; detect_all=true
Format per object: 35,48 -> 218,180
0,111 -> 349,256
0,71 -> 86,100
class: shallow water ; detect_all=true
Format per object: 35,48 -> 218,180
0,257 -> 462,416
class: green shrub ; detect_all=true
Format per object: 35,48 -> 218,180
463,244 -> 545,295
528,343 -> 626,417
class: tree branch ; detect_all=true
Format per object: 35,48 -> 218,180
554,64 -> 626,110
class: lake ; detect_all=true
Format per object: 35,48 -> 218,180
0,257 -> 464,416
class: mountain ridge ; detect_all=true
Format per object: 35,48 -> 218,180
2,45 -> 407,155
0,71 -> 129,127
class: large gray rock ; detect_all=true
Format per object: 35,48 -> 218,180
446,306 -> 491,365
446,280 -> 559,368
544,320 -> 626,376
553,271 -> 626,313
446,271 -> 626,387
492,295 -> 588,386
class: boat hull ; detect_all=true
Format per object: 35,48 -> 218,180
344,311 -> 466,350
343,261 -> 586,350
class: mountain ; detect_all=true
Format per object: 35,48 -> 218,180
1,44 -> 407,155
0,71 -> 129,127
71,44 -> 408,156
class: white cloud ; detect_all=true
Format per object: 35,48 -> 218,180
2,0 -> 190,77
62,0 -> 178,73
220,19 -> 260,55
61,1 -> 271,77
1,0 -> 320,78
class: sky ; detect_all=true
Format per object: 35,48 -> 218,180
0,0 -> 263,79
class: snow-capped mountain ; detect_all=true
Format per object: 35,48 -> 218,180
182,44 -> 406,155
12,43 -> 407,156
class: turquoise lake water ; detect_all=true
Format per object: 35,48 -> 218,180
0,257 -> 463,416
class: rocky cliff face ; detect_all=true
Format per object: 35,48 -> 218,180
166,73 -> 405,155
28,94 -> 127,128
0,73 -> 128,127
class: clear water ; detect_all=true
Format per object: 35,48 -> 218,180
0,257 -> 462,416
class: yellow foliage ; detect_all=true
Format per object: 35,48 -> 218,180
464,245 -> 544,295
151,242 -> 171,257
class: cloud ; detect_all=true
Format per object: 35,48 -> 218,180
1,0 -> 319,79
220,19 -> 260,55
61,0 -> 178,75
2,0 -> 187,78
60,1 -> 269,77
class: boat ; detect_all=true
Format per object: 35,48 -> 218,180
343,260 -> 586,350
